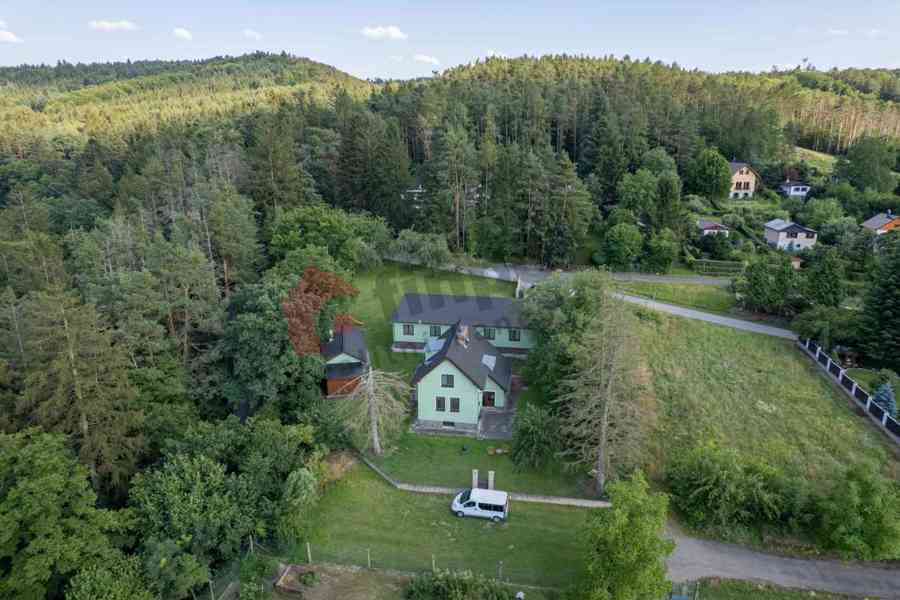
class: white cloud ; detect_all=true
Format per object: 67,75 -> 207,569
826,28 -> 849,36
389,55 -> 404,62
243,28 -> 263,41
361,25 -> 407,41
0,19 -> 6,29
0,30 -> 22,43
865,28 -> 881,38
173,27 -> 193,41
414,54 -> 440,66
89,20 -> 138,32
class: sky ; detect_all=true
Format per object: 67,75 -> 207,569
0,0 -> 897,78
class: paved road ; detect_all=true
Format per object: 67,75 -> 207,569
668,532 -> 900,598
612,293 -> 797,340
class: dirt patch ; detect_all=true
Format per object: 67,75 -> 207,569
323,451 -> 358,483
274,563 -> 408,600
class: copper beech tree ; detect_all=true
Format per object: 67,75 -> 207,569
281,267 -> 358,357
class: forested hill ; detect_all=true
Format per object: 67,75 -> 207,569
0,52 -> 373,159
430,55 -> 900,155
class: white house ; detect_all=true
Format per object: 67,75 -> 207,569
697,219 -> 730,237
778,180 -> 811,199
764,219 -> 817,251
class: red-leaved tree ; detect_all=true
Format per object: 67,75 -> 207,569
282,267 -> 358,356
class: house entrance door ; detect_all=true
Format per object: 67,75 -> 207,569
482,391 -> 495,407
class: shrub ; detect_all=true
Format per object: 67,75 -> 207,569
816,466 -> 900,560
511,404 -> 561,469
393,229 -> 452,269
405,570 -> 513,600
872,383 -> 897,418
667,445 -> 797,534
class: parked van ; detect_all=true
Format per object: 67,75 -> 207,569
451,488 -> 509,522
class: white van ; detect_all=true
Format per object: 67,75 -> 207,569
451,488 -> 509,522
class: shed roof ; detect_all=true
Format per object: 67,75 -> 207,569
411,322 -> 512,392
320,325 -> 369,364
698,219 -> 728,230
391,293 -> 525,329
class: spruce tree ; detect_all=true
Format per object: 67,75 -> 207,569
861,235 -> 900,370
873,383 -> 897,418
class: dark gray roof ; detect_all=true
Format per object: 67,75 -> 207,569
862,213 -> 898,231
325,362 -> 366,380
411,322 -> 512,392
391,293 -> 524,329
320,326 -> 369,364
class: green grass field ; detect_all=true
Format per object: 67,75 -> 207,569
371,432 -> 589,498
617,282 -> 737,314
304,464 -> 588,588
794,146 -> 838,175
638,313 -> 896,486
349,262 -> 515,378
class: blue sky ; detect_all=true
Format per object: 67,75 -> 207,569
0,1 -> 896,78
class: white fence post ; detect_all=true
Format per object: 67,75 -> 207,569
488,470 -> 495,490
866,397 -> 872,411
472,469 -> 479,489
883,412 -> 890,426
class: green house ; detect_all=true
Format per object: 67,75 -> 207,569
410,322 -> 513,432
390,293 -> 534,357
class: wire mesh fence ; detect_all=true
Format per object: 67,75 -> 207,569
303,541 -> 572,589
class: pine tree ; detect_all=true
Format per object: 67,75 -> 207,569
207,183 -> 261,292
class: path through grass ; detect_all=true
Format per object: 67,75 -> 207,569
305,464 -> 588,588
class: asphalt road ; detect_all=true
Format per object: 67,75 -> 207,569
668,532 -> 900,598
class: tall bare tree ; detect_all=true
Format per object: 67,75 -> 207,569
555,296 -> 644,496
340,367 -> 410,456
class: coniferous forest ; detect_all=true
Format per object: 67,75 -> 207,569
2,52 -> 900,598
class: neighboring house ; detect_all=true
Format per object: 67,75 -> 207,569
764,219 -> 818,251
411,322 -> 512,433
697,219 -> 730,237
778,180 -> 811,199
861,211 -> 900,236
320,322 -> 369,397
390,293 -> 534,357
729,162 -> 761,199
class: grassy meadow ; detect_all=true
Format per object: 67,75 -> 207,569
636,312 -> 896,485
616,281 -> 737,314
304,465 -> 588,588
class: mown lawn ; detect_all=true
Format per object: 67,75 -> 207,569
638,313 -> 896,485
349,262 -> 515,378
794,145 -> 838,175
371,432 -> 590,498
304,464 -> 589,588
617,281 -> 737,314
699,579 -> 852,600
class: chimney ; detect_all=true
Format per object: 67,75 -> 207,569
456,325 -> 470,348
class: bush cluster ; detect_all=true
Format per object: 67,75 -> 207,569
405,570 -> 514,600
667,444 -> 900,559
511,404 -> 561,469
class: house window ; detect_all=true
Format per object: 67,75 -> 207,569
435,396 -> 446,412
508,328 -> 521,342
450,397 -> 460,413
429,325 -> 441,337
441,374 -> 454,388
788,232 -> 798,239
482,327 -> 495,340
402,323 -> 415,336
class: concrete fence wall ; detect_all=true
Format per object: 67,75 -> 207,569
798,338 -> 900,445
